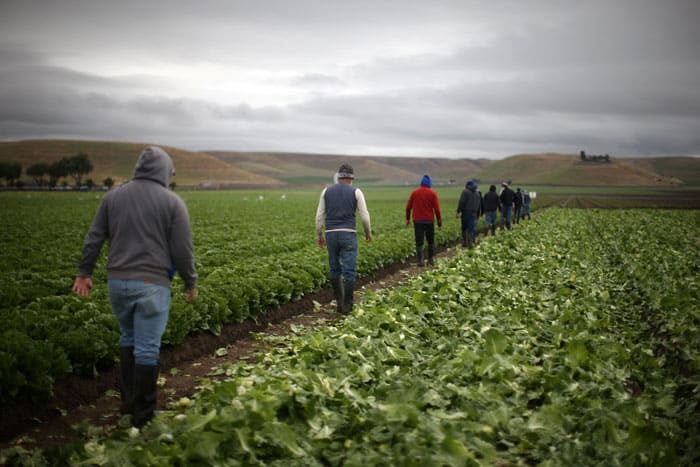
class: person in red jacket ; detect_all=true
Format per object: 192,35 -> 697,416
406,174 -> 442,266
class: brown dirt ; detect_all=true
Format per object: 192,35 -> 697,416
0,241 -> 466,451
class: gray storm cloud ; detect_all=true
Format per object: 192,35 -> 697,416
0,0 -> 698,157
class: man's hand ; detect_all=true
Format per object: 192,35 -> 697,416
365,233 -> 373,242
72,276 -> 93,297
317,236 -> 325,248
405,220 -> 411,228
185,287 -> 198,303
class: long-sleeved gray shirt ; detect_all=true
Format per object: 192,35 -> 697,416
77,146 -> 197,289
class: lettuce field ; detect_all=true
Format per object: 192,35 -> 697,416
0,188 -> 462,404
1,189 -> 699,465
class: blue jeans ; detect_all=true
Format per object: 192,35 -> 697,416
484,211 -> 497,226
502,205 -> 513,224
325,231 -> 358,282
108,280 -> 171,366
461,212 -> 477,237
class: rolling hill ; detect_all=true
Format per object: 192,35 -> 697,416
0,139 -> 697,187
474,153 -> 697,187
205,151 -> 493,185
0,140 -> 279,186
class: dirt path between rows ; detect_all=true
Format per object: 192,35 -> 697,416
1,239 -> 473,451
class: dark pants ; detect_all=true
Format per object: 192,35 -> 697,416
414,222 -> 435,263
461,211 -> 477,238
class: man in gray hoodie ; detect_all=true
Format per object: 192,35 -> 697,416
72,146 -> 197,428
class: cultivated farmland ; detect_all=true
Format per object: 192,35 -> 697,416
1,189 -> 698,465
0,188 -> 463,405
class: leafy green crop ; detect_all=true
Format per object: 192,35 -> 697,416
0,188 -> 462,403
5,207 -> 696,466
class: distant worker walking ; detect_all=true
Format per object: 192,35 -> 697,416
514,188 -> 524,224
482,184 -> 501,236
522,190 -> 532,220
499,182 -> 516,230
456,180 -> 482,248
316,163 -> 372,314
406,174 -> 442,266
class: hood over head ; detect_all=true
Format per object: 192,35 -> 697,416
420,174 -> 432,188
466,180 -> 477,191
133,146 -> 175,186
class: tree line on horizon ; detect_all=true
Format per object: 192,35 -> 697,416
0,153 -> 116,190
580,150 -> 611,163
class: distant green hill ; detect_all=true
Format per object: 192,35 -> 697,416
0,140 -> 697,187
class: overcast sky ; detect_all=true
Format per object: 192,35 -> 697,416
1,0 -> 698,158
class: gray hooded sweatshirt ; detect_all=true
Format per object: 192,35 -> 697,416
78,146 -> 197,289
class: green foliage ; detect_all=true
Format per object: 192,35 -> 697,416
26,162 -> 50,186
65,152 -> 93,186
0,188 -> 462,404
0,160 -> 22,185
5,206 -> 698,465
0,330 -> 71,403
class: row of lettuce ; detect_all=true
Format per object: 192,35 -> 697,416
0,189 -> 463,404
3,208 -> 697,465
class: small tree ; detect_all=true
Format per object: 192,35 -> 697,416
580,150 -> 587,161
48,158 -> 69,188
27,162 -> 51,187
85,178 -> 95,190
0,161 -> 8,186
103,177 -> 115,190
66,152 -> 93,187
0,161 -> 22,187
169,181 -> 176,190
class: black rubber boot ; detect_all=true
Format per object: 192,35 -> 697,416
119,346 -> 135,415
416,249 -> 424,267
331,276 -> 344,313
342,281 -> 355,313
133,364 -> 159,428
462,231 -> 468,247
428,244 -> 435,265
